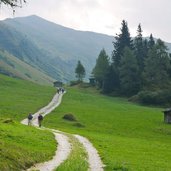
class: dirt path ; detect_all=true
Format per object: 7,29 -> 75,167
28,132 -> 71,171
21,92 -> 104,171
21,93 -> 71,171
75,135 -> 104,171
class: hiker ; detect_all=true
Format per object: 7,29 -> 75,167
27,113 -> 33,126
61,88 -> 65,94
38,114 -> 43,127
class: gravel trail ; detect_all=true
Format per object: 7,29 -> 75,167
21,92 -> 104,171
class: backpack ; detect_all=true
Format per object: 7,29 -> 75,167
38,114 -> 43,121
28,114 -> 33,120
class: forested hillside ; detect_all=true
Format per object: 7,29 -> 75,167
92,21 -> 171,106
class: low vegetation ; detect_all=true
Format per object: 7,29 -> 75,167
44,86 -> 171,171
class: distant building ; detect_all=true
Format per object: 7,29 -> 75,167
163,108 -> 171,124
89,75 -> 96,86
53,81 -> 63,87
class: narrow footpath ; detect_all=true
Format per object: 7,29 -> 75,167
21,92 -> 104,171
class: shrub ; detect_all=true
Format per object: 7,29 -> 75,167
136,89 -> 171,106
62,113 -> 77,121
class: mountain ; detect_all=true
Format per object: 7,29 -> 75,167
0,49 -> 54,85
0,15 -> 114,82
1,15 -> 171,83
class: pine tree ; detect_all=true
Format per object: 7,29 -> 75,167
119,47 -> 140,96
111,20 -> 133,90
143,39 -> 170,89
75,60 -> 86,82
148,34 -> 155,49
102,66 -> 116,94
92,49 -> 110,88
134,24 -> 144,71
112,20 -> 133,67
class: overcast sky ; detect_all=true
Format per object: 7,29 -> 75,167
0,0 -> 171,42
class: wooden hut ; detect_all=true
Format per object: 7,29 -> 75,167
163,108 -> 171,123
89,75 -> 96,86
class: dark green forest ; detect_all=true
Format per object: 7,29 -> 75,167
92,20 -> 171,106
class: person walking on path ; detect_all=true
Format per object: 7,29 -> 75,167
27,113 -> 33,126
38,114 -> 43,127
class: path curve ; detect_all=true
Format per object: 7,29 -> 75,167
21,92 -> 71,171
28,132 -> 70,171
75,135 -> 104,171
21,92 -> 104,171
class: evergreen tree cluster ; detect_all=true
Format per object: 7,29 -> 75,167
92,20 -> 171,104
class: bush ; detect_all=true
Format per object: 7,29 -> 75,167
62,113 -> 77,121
136,89 -> 171,106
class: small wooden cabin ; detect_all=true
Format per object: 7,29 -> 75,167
163,108 -> 171,124
89,75 -> 96,86
53,81 -> 63,87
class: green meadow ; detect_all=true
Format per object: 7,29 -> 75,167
0,74 -> 56,170
1,73 -> 171,171
0,74 -> 55,120
44,86 -> 171,171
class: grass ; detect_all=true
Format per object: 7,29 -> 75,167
56,134 -> 88,171
44,86 -> 171,171
0,74 -> 55,120
0,118 -> 56,171
0,74 -> 57,170
0,49 -> 54,85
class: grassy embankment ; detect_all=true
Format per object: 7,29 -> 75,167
44,86 -> 171,171
0,74 -> 57,170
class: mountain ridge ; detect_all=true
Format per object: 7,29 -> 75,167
0,15 -> 171,83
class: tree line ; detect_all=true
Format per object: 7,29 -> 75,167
92,20 -> 171,105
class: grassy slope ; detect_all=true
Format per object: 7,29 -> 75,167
0,74 -> 55,120
0,74 -> 57,170
44,87 -> 171,171
0,50 -> 54,86
0,120 -> 56,171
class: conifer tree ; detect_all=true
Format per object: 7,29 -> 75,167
119,47 -> 140,96
92,49 -> 110,88
75,60 -> 86,82
134,24 -> 144,71
148,34 -> 155,49
102,66 -> 116,94
111,20 -> 133,90
143,39 -> 170,89
112,20 -> 133,67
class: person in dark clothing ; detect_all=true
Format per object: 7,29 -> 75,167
27,113 -> 33,126
38,114 -> 43,127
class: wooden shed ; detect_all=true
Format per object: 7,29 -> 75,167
163,108 -> 171,124
89,75 -> 96,86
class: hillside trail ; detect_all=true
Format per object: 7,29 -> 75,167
21,91 -> 104,171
